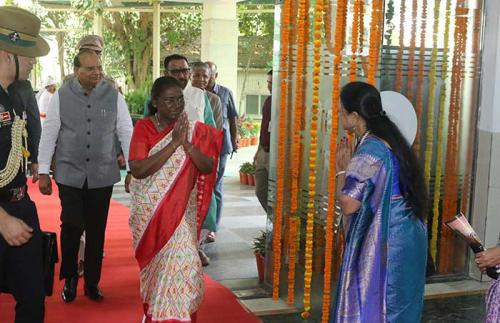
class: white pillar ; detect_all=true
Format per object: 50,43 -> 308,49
152,0 -> 161,80
93,14 -> 103,36
93,2 -> 103,36
471,0 -> 500,280
201,0 -> 238,98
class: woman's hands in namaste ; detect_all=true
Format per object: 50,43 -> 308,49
172,112 -> 189,148
336,137 -> 354,172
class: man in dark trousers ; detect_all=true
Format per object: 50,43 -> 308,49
254,70 -> 273,212
205,61 -> 238,240
0,6 -> 49,322
38,50 -> 133,303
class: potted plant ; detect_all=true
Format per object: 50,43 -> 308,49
237,115 -> 250,147
250,122 -> 260,146
246,163 -> 256,186
239,162 -> 252,185
252,231 -> 267,282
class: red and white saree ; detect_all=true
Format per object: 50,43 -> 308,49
129,118 -> 222,323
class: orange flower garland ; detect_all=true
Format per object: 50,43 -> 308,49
430,0 -> 452,262
394,0 -> 406,91
366,0 -> 384,84
287,217 -> 298,305
460,7 -> 482,214
272,0 -> 292,300
320,0 -> 347,320
406,0 -> 418,102
288,0 -> 309,305
301,0 -> 323,318
359,0 -> 365,54
350,0 -> 363,81
324,0 -> 333,54
413,0 -> 428,153
439,6 -> 468,273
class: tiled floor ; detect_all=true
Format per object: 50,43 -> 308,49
113,145 -> 488,322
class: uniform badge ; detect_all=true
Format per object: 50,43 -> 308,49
8,32 -> 20,43
0,111 -> 11,122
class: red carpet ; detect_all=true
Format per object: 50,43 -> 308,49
0,181 -> 261,323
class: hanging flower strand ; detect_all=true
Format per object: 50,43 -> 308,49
413,0 -> 428,153
430,0 -> 452,263
394,0 -> 406,91
366,0 -> 384,84
439,5 -> 469,273
321,0 -> 347,321
423,0 -> 440,188
301,0 -> 323,319
406,0 -> 419,102
460,7 -> 482,213
350,0 -> 363,81
272,0 -> 292,300
288,0 -> 309,305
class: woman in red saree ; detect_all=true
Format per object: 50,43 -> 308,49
128,76 -> 222,323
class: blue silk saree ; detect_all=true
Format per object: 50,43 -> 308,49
330,136 -> 427,323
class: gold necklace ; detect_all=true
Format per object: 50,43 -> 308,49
155,113 -> 162,128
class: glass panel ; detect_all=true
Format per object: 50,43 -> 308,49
266,0 -> 484,307
246,94 -> 260,115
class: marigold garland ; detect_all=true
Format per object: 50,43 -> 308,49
324,0 -> 333,54
272,0 -> 292,300
366,0 -> 384,84
430,0 -> 452,263
287,0 -> 309,305
439,5 -> 469,273
349,0 -> 363,81
320,0 -> 347,321
287,217 -> 299,304
460,7 -> 482,214
394,0 -> 406,91
406,0 -> 419,102
423,0 -> 440,188
301,0 -> 323,319
413,0 -> 428,153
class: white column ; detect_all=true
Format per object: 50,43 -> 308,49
93,13 -> 103,36
470,0 -> 500,280
201,0 -> 238,97
152,0 -> 161,80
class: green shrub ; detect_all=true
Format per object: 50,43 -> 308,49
125,89 -> 148,116
252,231 -> 267,256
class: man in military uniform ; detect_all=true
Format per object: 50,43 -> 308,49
0,6 -> 50,323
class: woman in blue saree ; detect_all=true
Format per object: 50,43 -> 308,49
331,82 -> 428,323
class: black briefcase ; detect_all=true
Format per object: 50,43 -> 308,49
0,231 -> 58,296
41,231 -> 58,296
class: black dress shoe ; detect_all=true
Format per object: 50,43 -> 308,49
62,277 -> 78,303
84,284 -> 104,302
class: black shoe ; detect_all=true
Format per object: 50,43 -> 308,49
84,284 -> 104,302
62,277 -> 78,303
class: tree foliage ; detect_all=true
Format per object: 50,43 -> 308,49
237,3 -> 274,69
30,1 -> 273,92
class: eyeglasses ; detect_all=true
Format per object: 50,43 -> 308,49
168,68 -> 190,76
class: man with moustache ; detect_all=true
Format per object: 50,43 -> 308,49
38,49 -> 133,303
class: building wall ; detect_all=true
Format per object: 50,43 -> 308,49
235,68 -> 270,118
470,0 -> 500,280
